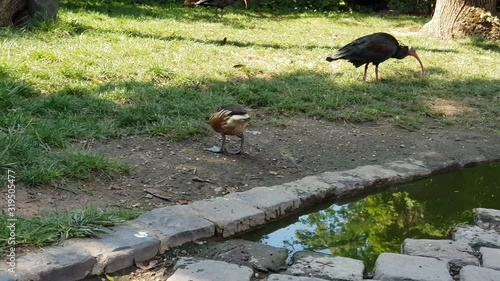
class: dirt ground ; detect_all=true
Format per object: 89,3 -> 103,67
9,109 -> 500,280
13,110 -> 500,217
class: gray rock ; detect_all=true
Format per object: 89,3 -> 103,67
373,253 -> 453,281
133,205 -> 215,253
476,208 -> 500,232
319,165 -> 400,199
459,265 -> 500,281
287,251 -> 364,281
65,225 -> 160,274
225,186 -> 302,220
267,274 -> 329,281
416,154 -> 461,173
188,197 -> 265,237
453,225 -> 500,249
402,239 -> 480,267
274,175 -> 334,205
168,257 -> 253,281
383,159 -> 432,179
28,0 -> 58,19
16,246 -> 96,281
480,247 -> 500,271
199,239 -> 288,272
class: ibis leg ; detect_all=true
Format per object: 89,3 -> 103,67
226,135 -> 244,155
204,134 -> 225,153
363,63 -> 369,81
375,64 -> 380,82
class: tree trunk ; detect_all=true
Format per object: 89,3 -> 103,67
0,0 -> 27,26
421,0 -> 499,40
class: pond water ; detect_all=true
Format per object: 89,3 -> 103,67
242,163 -> 500,271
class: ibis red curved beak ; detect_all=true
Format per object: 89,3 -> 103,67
408,47 -> 424,76
412,53 -> 424,76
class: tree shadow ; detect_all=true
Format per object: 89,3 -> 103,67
465,37 -> 500,53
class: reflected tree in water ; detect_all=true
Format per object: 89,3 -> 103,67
295,191 -> 473,270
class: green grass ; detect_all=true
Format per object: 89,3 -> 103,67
1,0 -> 499,185
0,207 -> 142,254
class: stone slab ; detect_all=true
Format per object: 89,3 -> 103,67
168,257 -> 253,281
65,225 -> 160,274
16,246 -> 96,281
453,225 -> 500,249
200,239 -> 288,272
459,265 -> 500,281
267,274 -> 329,281
188,197 -> 265,237
480,247 -> 500,271
319,165 -> 400,199
225,186 -> 301,220
402,239 -> 480,267
133,205 -> 215,252
382,159 -> 432,179
373,253 -> 453,281
274,175 -> 334,205
286,251 -> 364,281
476,208 -> 500,232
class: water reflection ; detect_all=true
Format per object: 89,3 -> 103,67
247,163 -> 500,271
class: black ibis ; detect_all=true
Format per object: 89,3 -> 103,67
194,0 -> 248,15
205,104 -> 250,154
326,32 -> 424,82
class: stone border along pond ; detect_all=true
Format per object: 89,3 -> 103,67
1,155 -> 499,281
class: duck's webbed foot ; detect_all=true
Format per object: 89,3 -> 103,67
204,146 -> 223,153
224,148 -> 241,155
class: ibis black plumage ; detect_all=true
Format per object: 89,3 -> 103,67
326,32 -> 424,82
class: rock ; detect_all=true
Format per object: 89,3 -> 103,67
267,274 -> 329,281
16,246 -> 96,281
225,186 -> 301,221
28,0 -> 58,19
480,247 -> 500,271
373,253 -> 453,281
133,205 -> 215,253
382,159 -> 432,179
275,175 -> 333,205
0,272 -> 15,281
167,257 -> 253,281
65,225 -> 160,274
402,239 -> 480,267
459,265 -> 500,281
475,208 -> 500,232
286,251 -> 364,281
453,225 -> 500,249
319,165 -> 400,199
188,197 -> 265,237
199,239 -> 288,272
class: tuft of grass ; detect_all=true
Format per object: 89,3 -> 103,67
0,207 -> 142,255
0,0 -> 499,185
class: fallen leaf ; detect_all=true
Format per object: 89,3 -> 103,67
105,274 -> 114,281
136,259 -> 159,270
106,185 -> 123,190
177,199 -> 191,205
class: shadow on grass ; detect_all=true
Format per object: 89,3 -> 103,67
1,61 -> 499,185
466,37 -> 500,53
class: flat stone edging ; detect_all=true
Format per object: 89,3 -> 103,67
2,154 -> 499,281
